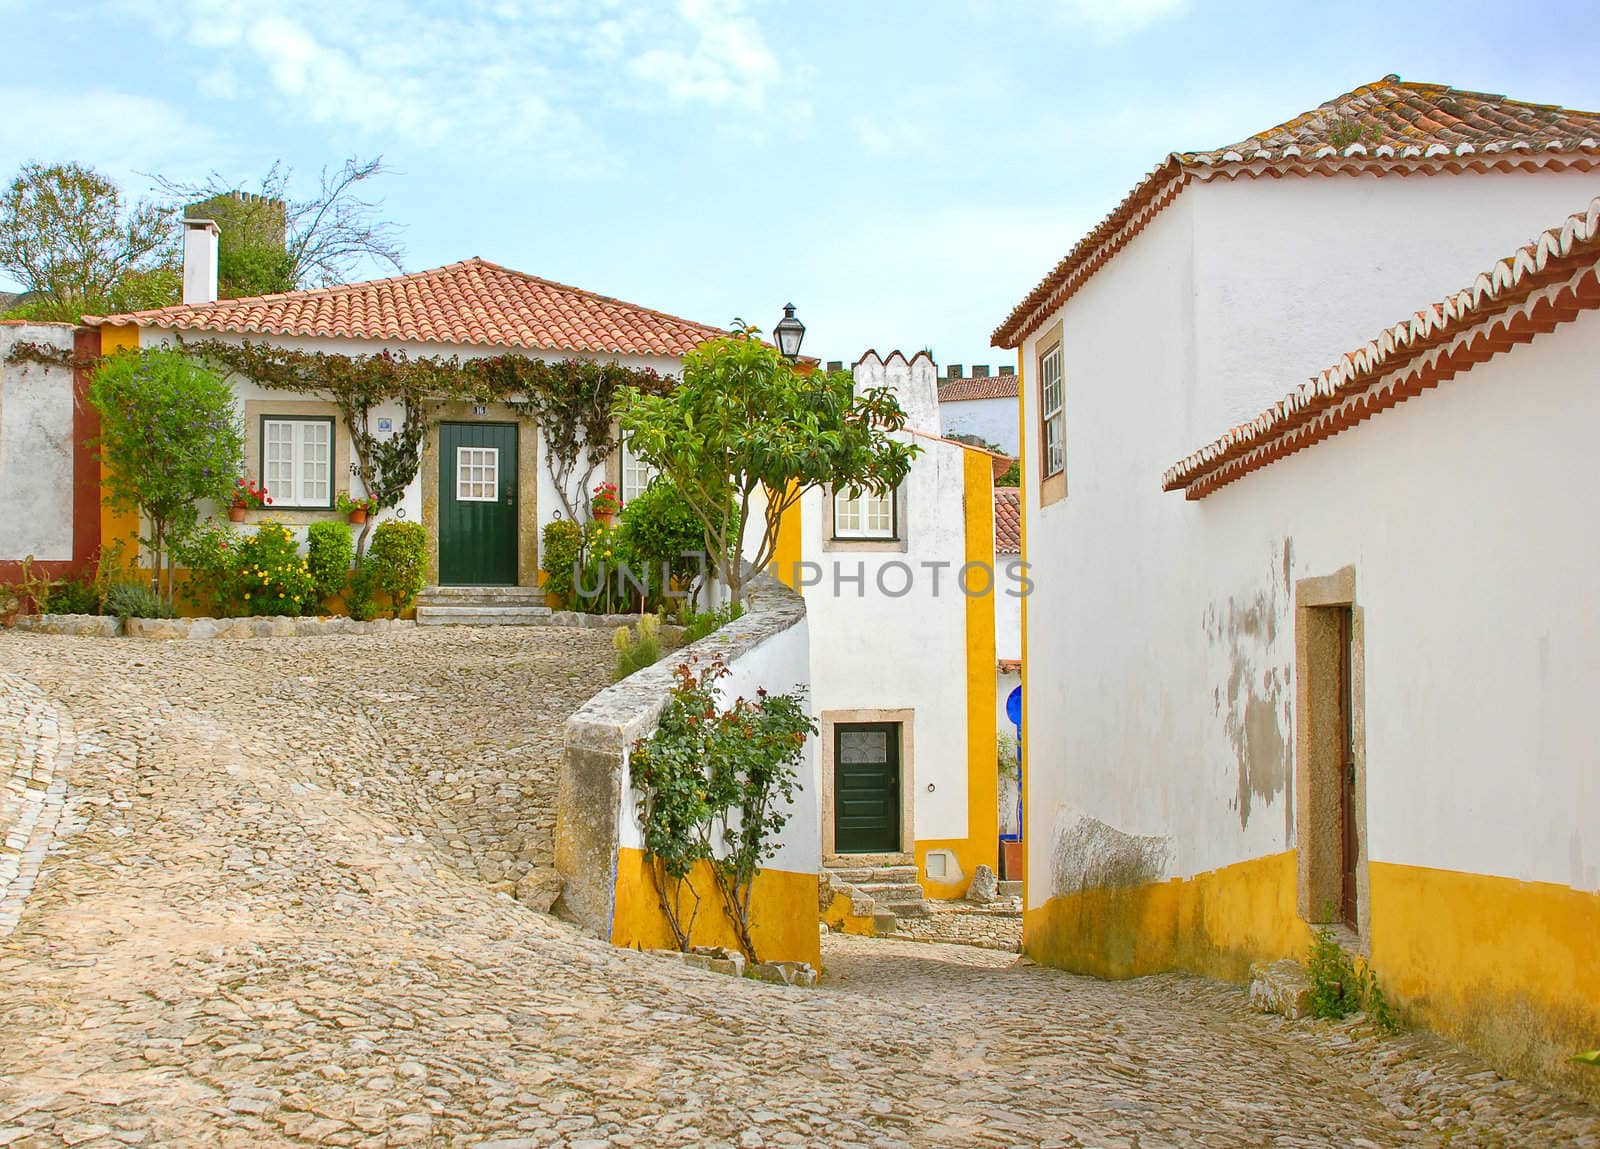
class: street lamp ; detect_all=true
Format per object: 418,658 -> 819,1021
774,303 -> 805,361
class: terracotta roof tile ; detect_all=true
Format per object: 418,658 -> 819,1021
84,259 -> 725,357
994,487 -> 1022,553
994,76 -> 1600,349
1163,194 -> 1600,499
939,375 -> 1020,402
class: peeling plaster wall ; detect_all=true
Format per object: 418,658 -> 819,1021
0,325 -> 76,562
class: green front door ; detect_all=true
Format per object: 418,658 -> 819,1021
439,422 -> 518,586
834,723 -> 901,853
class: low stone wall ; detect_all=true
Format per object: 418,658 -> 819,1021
13,614 -> 122,637
556,573 -> 815,960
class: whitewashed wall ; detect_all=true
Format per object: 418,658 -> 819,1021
0,324 -> 76,563
1020,174 -> 1600,911
798,352 -> 976,845
941,395 -> 1019,455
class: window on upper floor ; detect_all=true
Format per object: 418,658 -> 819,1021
1038,340 -> 1064,483
832,487 -> 897,541
260,416 -> 334,508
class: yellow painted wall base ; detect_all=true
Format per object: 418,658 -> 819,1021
819,888 -> 879,937
1024,850 -> 1600,1102
1023,849 -> 1310,983
1369,861 -> 1600,1101
612,848 -> 821,968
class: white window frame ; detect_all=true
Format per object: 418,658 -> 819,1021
831,488 -> 897,540
260,416 -> 333,509
1039,341 -> 1064,480
455,446 -> 500,502
621,437 -> 656,504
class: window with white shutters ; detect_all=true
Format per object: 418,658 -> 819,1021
832,488 -> 897,540
1039,341 -> 1065,480
260,417 -> 334,508
621,439 -> 656,503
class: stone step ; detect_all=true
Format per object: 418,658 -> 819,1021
825,865 -> 919,886
997,880 -> 1022,897
876,899 -> 930,918
418,585 -> 545,604
414,605 -> 555,627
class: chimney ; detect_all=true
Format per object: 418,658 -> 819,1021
997,365 -> 1015,376
947,364 -> 963,379
972,364 -> 990,378
827,360 -> 843,373
182,218 -> 220,305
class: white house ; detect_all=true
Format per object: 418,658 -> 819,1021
938,364 -> 1019,456
997,75 -> 1600,1093
82,225 -> 725,613
761,351 -> 1006,912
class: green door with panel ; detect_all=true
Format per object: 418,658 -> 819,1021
438,422 -> 518,586
834,723 -> 901,853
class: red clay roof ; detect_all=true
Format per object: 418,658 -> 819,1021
994,487 -> 1022,553
1163,194 -> 1600,500
939,375 -> 1019,402
994,76 -> 1600,349
83,258 -> 726,357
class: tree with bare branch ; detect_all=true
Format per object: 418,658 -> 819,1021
155,157 -> 405,294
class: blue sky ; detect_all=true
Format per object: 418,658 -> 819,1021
4,0 -> 1598,367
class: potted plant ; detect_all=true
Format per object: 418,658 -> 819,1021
590,481 -> 620,526
336,491 -> 380,525
229,478 -> 271,522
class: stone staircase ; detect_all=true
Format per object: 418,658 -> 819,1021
414,586 -> 552,627
824,862 -> 929,932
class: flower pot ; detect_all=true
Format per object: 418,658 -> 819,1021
228,506 -> 247,523
594,512 -> 615,528
347,509 -> 368,525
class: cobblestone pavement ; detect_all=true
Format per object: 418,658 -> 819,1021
2,630 -> 1598,1149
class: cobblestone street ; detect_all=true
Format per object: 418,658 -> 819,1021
1,630 -> 1597,1148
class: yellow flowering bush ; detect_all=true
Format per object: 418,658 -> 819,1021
234,521 -> 316,617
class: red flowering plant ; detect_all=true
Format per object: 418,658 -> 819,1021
231,477 -> 272,510
590,480 -> 620,519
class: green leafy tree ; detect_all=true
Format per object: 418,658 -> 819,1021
87,350 -> 243,604
0,162 -> 176,321
618,327 -> 919,604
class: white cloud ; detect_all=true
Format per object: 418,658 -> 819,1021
120,0 -> 787,174
0,85 -> 222,189
628,0 -> 780,109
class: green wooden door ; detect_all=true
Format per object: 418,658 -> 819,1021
439,422 -> 518,586
834,723 -> 900,853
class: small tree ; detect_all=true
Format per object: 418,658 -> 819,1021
617,328 -> 919,603
0,162 -> 176,321
88,350 -> 243,603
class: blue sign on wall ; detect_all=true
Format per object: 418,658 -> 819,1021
1005,685 -> 1022,730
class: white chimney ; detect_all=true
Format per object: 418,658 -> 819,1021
182,218 -> 220,305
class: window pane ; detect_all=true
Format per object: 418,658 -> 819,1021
839,730 -> 888,764
300,423 -> 330,504
621,441 -> 656,503
264,421 -> 295,503
866,495 -> 892,534
457,447 -> 499,501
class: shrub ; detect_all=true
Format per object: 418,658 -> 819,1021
170,518 -> 239,615
619,478 -> 713,610
995,460 -> 1020,488
613,614 -> 663,681
575,521 -> 637,614
235,521 -> 315,616
306,521 -> 355,605
44,578 -> 102,615
103,582 -> 174,620
541,519 -> 583,607
1306,927 -> 1399,1031
363,520 -> 428,617
677,601 -> 743,645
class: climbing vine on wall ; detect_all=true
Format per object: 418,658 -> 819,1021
2,340 -> 84,370
177,340 -> 671,547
